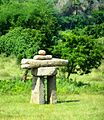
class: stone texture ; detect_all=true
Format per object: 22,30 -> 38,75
38,50 -> 46,55
47,76 -> 57,104
33,55 -> 52,60
31,67 -> 57,76
21,58 -> 68,69
21,51 -> 68,104
30,76 -> 45,104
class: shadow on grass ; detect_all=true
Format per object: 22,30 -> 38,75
57,99 -> 80,103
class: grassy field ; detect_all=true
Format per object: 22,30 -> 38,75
0,55 -> 104,120
0,94 -> 104,120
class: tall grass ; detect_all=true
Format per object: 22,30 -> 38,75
0,54 -> 23,80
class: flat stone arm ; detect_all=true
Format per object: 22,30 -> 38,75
21,58 -> 68,69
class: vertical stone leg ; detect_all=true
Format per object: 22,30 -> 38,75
30,76 -> 45,104
47,76 -> 57,104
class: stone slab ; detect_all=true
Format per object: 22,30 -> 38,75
47,76 -> 57,104
30,76 -> 45,104
31,67 -> 57,76
33,55 -> 52,60
21,58 -> 68,69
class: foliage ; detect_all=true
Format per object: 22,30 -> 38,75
81,23 -> 104,39
53,31 -> 103,78
0,0 -> 59,53
0,27 -> 43,61
0,79 -> 32,94
0,55 -> 104,95
0,0 -> 103,80
59,10 -> 104,30
91,10 -> 104,24
73,22 -> 104,39
58,14 -> 86,30
0,78 -> 104,95
57,78 -> 104,94
0,0 -> 9,4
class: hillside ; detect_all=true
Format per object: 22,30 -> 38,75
54,0 -> 104,15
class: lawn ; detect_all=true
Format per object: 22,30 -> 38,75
0,94 -> 104,120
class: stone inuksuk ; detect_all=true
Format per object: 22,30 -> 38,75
21,50 -> 68,104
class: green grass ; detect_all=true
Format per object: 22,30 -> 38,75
0,94 -> 104,120
0,54 -> 23,80
70,59 -> 104,83
0,55 -> 104,120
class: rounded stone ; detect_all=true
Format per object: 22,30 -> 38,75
38,50 -> 46,55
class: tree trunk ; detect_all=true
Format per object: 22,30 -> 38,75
21,69 -> 29,82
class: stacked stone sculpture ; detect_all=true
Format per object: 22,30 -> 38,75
21,50 -> 68,104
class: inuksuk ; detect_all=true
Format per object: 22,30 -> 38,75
21,50 -> 68,104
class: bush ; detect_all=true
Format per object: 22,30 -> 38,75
0,79 -> 32,95
58,10 -> 104,30
53,31 -> 103,78
73,22 -> 104,39
59,14 -> 87,30
82,23 -> 104,38
0,27 -> 43,61
91,10 -> 104,24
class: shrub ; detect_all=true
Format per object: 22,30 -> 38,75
59,14 -> 87,30
91,10 -> 104,24
58,10 -> 104,30
73,22 -> 104,39
0,79 -> 32,95
53,31 -> 103,78
0,27 -> 44,61
82,23 -> 104,38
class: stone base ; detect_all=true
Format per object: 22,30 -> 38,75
30,76 -> 45,104
47,76 -> 57,104
30,67 -> 57,104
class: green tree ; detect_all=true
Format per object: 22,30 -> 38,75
0,27 -> 44,62
73,22 -> 104,39
0,0 -> 59,53
53,31 -> 103,78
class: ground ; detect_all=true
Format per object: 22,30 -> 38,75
0,94 -> 104,120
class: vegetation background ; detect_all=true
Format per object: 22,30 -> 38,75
0,0 -> 104,120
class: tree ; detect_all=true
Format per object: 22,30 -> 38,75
0,0 -> 59,53
0,27 -> 43,62
53,31 -> 103,78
